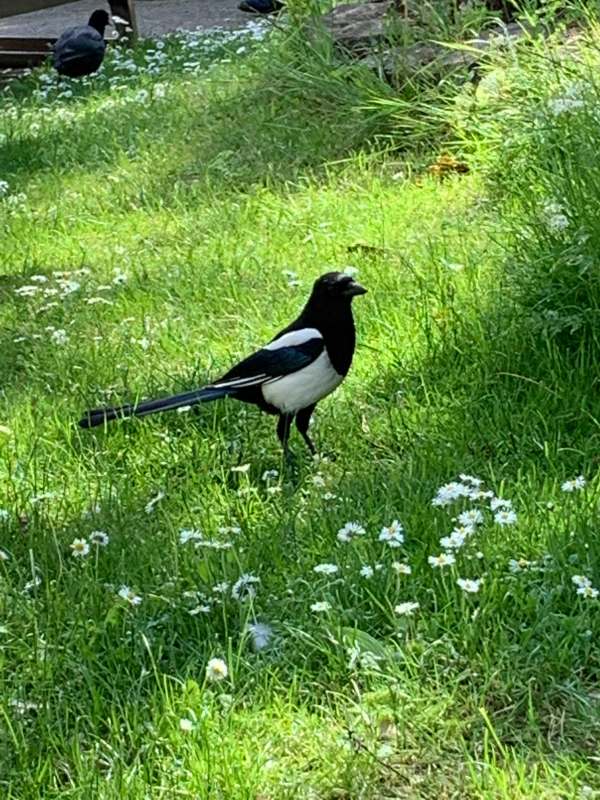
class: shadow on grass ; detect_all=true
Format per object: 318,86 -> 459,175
0,50 -> 391,196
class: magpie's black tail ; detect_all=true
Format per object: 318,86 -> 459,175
78,386 -> 229,429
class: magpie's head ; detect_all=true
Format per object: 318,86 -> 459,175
89,9 -> 111,33
311,272 -> 367,304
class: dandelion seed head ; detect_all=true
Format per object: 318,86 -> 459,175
247,622 -> 273,651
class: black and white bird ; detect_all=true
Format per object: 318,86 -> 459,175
79,272 -> 367,453
52,9 -> 110,78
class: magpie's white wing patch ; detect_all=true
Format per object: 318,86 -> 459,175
212,373 -> 269,389
262,348 -> 343,414
264,328 -> 322,351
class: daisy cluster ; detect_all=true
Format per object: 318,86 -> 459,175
311,517 -> 416,616
11,268 -> 131,347
10,21 -> 268,109
429,473 -> 519,593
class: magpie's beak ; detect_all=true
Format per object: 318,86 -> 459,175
343,279 -> 367,297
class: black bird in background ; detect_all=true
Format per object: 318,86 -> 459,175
238,0 -> 285,14
53,9 -> 110,78
79,272 -> 367,454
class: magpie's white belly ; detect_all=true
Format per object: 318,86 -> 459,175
261,350 -> 344,414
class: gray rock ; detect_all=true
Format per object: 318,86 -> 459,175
359,21 -> 533,79
318,1 -> 400,52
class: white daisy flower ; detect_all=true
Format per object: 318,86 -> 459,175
231,573 -> 260,602
313,563 -> 339,575
218,526 -> 241,536
51,329 -> 69,346
337,521 -> 366,543
89,530 -> 109,547
394,601 -> 419,616
459,474 -> 482,486
379,520 -> 404,547
577,585 -> 599,599
457,578 -> 482,593
205,657 -> 228,681
360,565 -> 374,579
118,585 -> 142,606
189,605 -> 211,615
428,553 -> 456,568
392,562 -> 411,575
561,476 -> 586,492
572,575 -> 592,589
70,538 -> 90,557
431,482 -> 470,507
179,528 -> 203,545
212,582 -> 230,594
310,600 -> 331,613
490,497 -> 513,511
440,529 -> 468,550
456,509 -> 483,527
261,469 -> 279,482
179,717 -> 194,732
494,510 -> 517,526
509,558 -> 531,573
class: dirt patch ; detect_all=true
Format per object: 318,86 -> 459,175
0,0 -> 251,38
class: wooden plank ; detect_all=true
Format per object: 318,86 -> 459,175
0,0 -> 81,18
0,36 -> 55,50
0,50 -> 49,67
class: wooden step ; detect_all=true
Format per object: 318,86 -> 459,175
0,50 -> 50,68
0,37 -> 55,51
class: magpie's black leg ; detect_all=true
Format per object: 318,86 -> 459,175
295,405 -> 316,455
276,414 -> 294,456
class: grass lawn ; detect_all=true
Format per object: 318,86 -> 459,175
0,21 -> 599,799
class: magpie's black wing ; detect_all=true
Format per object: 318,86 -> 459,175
212,328 -> 324,390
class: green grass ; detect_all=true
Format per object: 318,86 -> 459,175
0,20 -> 599,799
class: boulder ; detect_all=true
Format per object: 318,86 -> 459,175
318,1 -> 401,53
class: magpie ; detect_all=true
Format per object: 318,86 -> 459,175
78,272 -> 367,454
238,0 -> 285,14
52,9 -> 110,78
